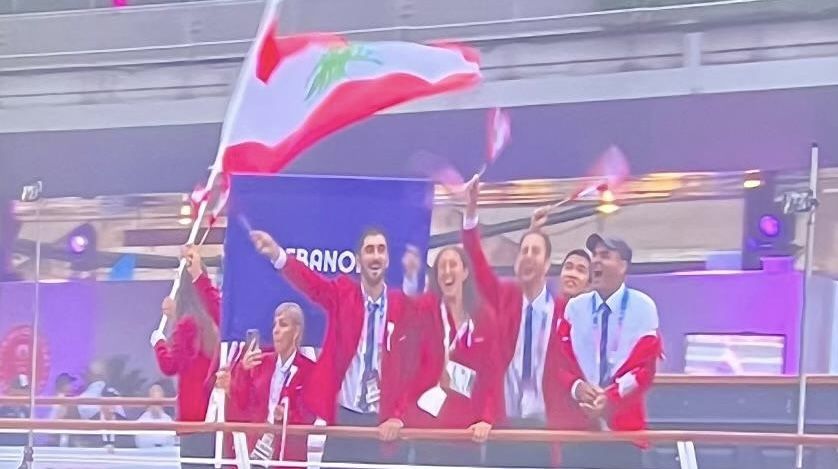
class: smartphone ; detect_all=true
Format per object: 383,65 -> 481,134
245,329 -> 260,351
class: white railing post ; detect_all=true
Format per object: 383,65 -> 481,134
677,440 -> 699,469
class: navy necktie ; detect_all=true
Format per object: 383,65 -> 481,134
359,301 -> 380,411
599,303 -> 612,387
363,302 -> 379,377
522,304 -> 534,384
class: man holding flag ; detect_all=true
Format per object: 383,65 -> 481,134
461,175 -> 566,467
249,228 -> 418,464
153,0 -> 481,462
157,0 -> 481,273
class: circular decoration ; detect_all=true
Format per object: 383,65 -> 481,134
0,325 -> 50,394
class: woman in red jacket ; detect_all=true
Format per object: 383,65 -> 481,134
150,246 -> 220,469
405,246 -> 502,466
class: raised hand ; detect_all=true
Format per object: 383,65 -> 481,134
250,231 -> 282,263
530,205 -> 550,231
402,245 -> 421,279
181,244 -> 204,280
464,174 -> 480,221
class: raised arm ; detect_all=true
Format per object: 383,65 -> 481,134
461,176 -> 502,309
250,230 -> 339,314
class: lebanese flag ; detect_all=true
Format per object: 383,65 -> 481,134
219,22 -> 481,175
486,108 -> 511,164
572,145 -> 630,200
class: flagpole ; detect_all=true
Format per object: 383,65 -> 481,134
794,143 -> 820,469
156,0 -> 285,333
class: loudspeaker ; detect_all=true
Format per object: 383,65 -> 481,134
741,172 -> 795,270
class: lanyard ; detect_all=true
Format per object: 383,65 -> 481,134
592,288 -> 630,371
441,303 -> 473,359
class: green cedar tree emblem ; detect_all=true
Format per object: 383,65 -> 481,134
305,44 -> 382,100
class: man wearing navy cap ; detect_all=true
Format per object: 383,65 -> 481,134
554,234 -> 663,469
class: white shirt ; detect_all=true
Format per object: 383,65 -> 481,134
338,286 -> 387,414
504,286 -> 554,421
564,283 -> 659,398
268,352 -> 297,424
134,410 -> 176,448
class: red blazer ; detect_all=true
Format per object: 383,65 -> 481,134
462,226 -> 568,424
552,319 -> 662,436
230,350 -> 316,460
154,273 -> 220,422
403,294 -> 502,428
280,256 -> 414,424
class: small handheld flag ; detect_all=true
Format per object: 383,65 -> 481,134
479,108 -> 511,177
546,146 -> 630,212
237,214 -> 254,233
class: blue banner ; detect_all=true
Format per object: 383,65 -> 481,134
222,174 -> 433,345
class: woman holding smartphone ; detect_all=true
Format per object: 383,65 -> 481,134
150,245 -> 220,468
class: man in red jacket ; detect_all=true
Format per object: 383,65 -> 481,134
250,228 -> 414,465
461,176 -> 566,467
230,302 -> 315,465
556,234 -> 662,469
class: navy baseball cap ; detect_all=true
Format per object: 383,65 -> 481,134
586,233 -> 633,264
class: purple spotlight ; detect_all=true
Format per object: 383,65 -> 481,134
759,214 -> 780,238
69,234 -> 89,254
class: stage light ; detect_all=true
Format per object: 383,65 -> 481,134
596,203 -> 619,215
69,234 -> 89,254
66,224 -> 96,255
759,214 -> 780,238
742,171 -> 794,270
63,223 -> 98,271
596,188 -> 619,214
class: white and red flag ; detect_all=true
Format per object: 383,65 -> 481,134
217,20 -> 481,175
189,0 -> 480,233
573,145 -> 631,199
486,108 -> 511,165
